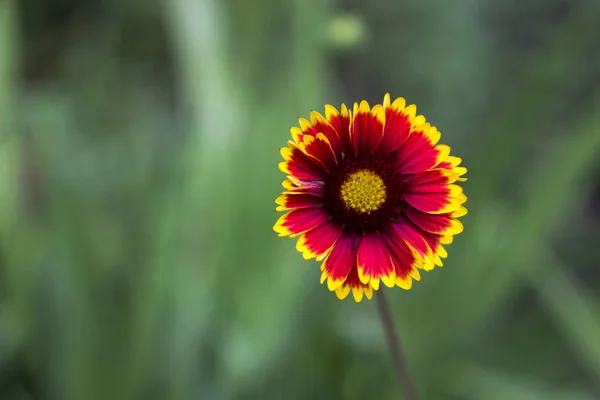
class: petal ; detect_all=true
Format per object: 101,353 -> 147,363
396,274 -> 413,290
403,103 -> 417,121
420,230 -> 448,267
410,268 -> 421,281
296,111 -> 341,151
390,218 -> 435,270
283,176 -> 326,197
391,126 -> 440,175
282,141 -> 327,181
429,166 -> 468,184
405,168 -> 452,191
403,206 -> 464,236
290,127 -> 304,143
325,103 -> 353,156
383,93 -> 393,108
452,206 -> 468,218
440,235 -> 454,245
395,216 -> 449,270
435,155 -> 467,183
335,284 -> 351,300
377,97 -> 412,157
357,232 -> 396,288
381,228 -> 421,285
336,262 -> 372,302
300,133 -> 338,171
352,286 -> 364,302
403,190 -> 463,214
351,101 -> 385,157
434,144 -> 452,166
275,194 -> 323,211
438,155 -> 463,169
273,208 -> 329,237
280,147 -> 292,161
309,110 -> 342,154
403,170 -> 464,214
425,125 -> 442,145
290,118 -> 314,144
455,168 -> 468,182
296,220 -> 343,260
321,233 -> 361,291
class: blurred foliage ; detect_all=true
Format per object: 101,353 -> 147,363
1,0 -> 600,399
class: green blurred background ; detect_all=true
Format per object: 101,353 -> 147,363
1,0 -> 600,399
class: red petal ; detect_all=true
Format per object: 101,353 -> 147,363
298,221 -> 343,259
325,104 -> 352,156
273,208 -> 329,237
357,232 -> 395,286
437,161 -> 453,169
343,264 -> 364,288
401,170 -> 465,214
377,106 -> 411,157
419,229 -> 447,267
403,205 -> 463,235
403,170 -> 456,213
309,111 -> 342,154
351,105 -> 384,157
284,142 -> 327,181
381,228 -> 419,279
405,169 -> 450,190
301,133 -> 338,171
390,218 -> 432,261
420,230 -> 442,254
322,233 -> 361,282
283,178 -> 326,197
275,194 -> 323,211
336,262 -> 373,301
392,131 -> 439,175
403,192 -> 454,214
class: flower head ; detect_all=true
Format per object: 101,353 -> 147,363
274,94 -> 467,302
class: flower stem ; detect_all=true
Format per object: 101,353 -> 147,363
376,290 -> 419,400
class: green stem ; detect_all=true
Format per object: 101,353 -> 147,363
376,290 -> 419,400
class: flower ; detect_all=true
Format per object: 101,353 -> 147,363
273,94 -> 467,302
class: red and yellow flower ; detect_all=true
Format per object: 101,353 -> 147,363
273,94 -> 467,302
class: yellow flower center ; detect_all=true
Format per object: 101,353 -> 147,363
340,169 -> 387,214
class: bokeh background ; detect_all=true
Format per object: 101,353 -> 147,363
1,0 -> 600,399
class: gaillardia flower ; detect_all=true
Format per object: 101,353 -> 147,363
273,94 -> 467,302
